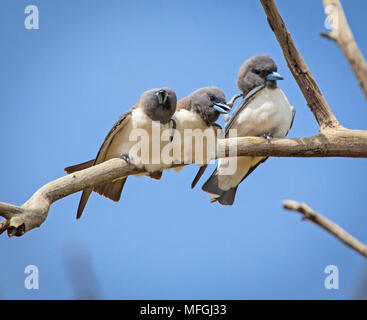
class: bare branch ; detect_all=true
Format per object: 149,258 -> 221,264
229,128 -> 367,158
0,220 -> 9,235
260,0 -> 341,130
259,0 -> 367,258
283,200 -> 367,259
1,129 -> 367,237
321,0 -> 367,99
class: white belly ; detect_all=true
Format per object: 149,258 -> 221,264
230,87 -> 293,138
172,109 -> 218,168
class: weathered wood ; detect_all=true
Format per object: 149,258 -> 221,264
284,200 -> 367,258
321,0 -> 367,99
260,0 -> 341,130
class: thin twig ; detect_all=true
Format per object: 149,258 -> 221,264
321,0 -> 367,99
283,200 -> 367,259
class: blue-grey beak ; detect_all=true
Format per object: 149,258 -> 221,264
212,102 -> 231,114
155,89 -> 168,105
266,72 -> 283,81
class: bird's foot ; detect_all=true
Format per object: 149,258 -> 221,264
262,133 -> 273,144
120,153 -> 132,165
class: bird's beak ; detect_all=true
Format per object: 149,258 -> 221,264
266,71 -> 284,81
212,102 -> 231,114
155,89 -> 168,105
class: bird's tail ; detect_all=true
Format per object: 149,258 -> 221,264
65,158 -> 128,218
201,170 -> 238,206
210,188 -> 238,205
191,165 -> 208,189
202,156 -> 269,206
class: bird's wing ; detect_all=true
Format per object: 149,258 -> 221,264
93,109 -> 134,166
190,123 -> 222,189
76,109 -> 133,219
285,106 -> 296,136
224,85 -> 265,135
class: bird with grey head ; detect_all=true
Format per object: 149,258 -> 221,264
64,87 -> 177,219
198,55 -> 295,205
171,87 -> 230,177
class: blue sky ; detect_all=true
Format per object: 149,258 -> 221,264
0,0 -> 366,299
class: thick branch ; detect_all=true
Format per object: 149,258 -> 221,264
283,200 -> 367,259
224,128 -> 367,158
260,0 -> 341,130
1,129 -> 367,237
321,0 -> 367,99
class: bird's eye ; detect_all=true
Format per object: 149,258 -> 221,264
253,69 -> 261,75
209,95 -> 215,101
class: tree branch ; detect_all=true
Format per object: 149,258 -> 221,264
283,200 -> 367,259
321,0 -> 367,99
1,129 -> 367,237
260,0 -> 341,130
260,0 -> 367,259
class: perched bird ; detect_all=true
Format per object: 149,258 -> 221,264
171,87 -> 230,174
200,55 -> 295,205
64,88 -> 177,218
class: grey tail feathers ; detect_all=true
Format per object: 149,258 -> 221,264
202,157 -> 269,206
76,188 -> 93,219
148,171 -> 163,180
210,187 -> 238,206
94,179 -> 127,202
191,165 -> 208,189
65,159 -> 127,219
201,172 -> 238,206
76,178 -> 127,219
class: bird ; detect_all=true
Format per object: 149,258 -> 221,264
64,87 -> 177,219
170,87 -> 230,175
199,54 -> 295,205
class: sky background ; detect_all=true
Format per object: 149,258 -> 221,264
1,0 -> 366,300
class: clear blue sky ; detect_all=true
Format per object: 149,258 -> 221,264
1,0 -> 367,299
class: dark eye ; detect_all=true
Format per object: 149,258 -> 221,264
209,95 -> 215,101
253,69 -> 261,75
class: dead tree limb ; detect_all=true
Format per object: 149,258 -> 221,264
321,0 -> 367,99
260,0 -> 341,130
283,200 -> 367,259
2,130 -> 367,237
261,0 -> 367,259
